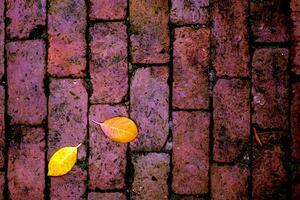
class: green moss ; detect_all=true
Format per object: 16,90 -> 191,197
77,160 -> 88,169
191,24 -> 200,31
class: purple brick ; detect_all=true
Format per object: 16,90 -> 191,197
291,83 -> 300,161
7,40 -> 47,125
48,0 -> 86,77
291,0 -> 300,74
0,172 -> 4,200
0,86 -> 4,168
172,111 -> 210,194
130,0 -> 169,63
173,27 -> 210,109
7,0 -> 46,38
89,104 -> 127,190
0,0 -> 4,79
130,67 -> 169,151
8,127 -> 45,200
90,0 -> 127,20
90,23 -> 128,104
88,192 -> 126,200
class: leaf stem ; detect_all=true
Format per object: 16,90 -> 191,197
76,143 -> 82,148
92,119 -> 102,126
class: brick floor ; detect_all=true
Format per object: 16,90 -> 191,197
0,0 -> 298,200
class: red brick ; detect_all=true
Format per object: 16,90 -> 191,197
88,192 -> 126,200
291,83 -> 300,161
0,171 -> 4,200
89,104 -> 127,190
172,111 -> 209,194
173,27 -> 210,109
48,79 -> 87,159
130,0 -> 169,63
174,196 -> 205,200
170,0 -> 209,25
251,0 -> 289,43
8,127 -> 45,200
7,0 -> 46,38
291,0 -> 300,74
252,48 -> 289,129
7,40 -> 47,125
90,23 -> 128,104
252,131 -> 288,200
0,86 -> 4,168
130,67 -> 169,151
292,166 -> 300,200
212,0 -> 249,77
213,79 -> 250,162
211,164 -> 249,200
48,0 -> 86,77
90,0 -> 127,20
132,153 -> 169,200
0,0 -> 4,79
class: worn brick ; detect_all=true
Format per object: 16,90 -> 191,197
291,83 -> 300,161
291,0 -> 300,75
130,67 -> 169,151
8,127 -> 45,200
88,192 -> 126,200
90,0 -> 127,20
212,0 -> 249,77
89,104 -> 127,190
90,23 -> 128,104
130,0 -> 169,63
252,48 -> 289,129
0,171 -> 4,200
213,79 -> 250,162
7,40 -> 47,125
211,164 -> 249,200
7,0 -> 46,38
132,153 -> 170,200
172,111 -> 209,194
173,27 -> 210,109
251,0 -> 289,43
0,86 -> 4,169
292,166 -> 300,200
170,0 -> 209,25
252,131 -> 288,200
0,0 -> 4,79
172,196 -> 205,200
48,0 -> 86,77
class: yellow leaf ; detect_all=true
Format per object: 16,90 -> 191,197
48,143 -> 81,176
92,117 -> 138,143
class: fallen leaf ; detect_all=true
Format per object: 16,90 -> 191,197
253,127 -> 263,146
48,143 -> 81,176
92,116 -> 138,143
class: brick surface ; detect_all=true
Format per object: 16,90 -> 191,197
132,153 -> 170,200
88,192 -> 126,200
0,0 -> 4,79
291,0 -> 300,75
252,131 -> 288,200
173,27 -> 210,109
211,164 -> 249,200
8,127 -> 45,200
7,40 -> 47,125
7,0 -> 46,38
252,48 -> 289,129
130,67 -> 169,151
89,104 -> 127,190
292,166 -> 300,200
291,83 -> 300,161
170,0 -> 209,25
250,0 -> 289,43
0,86 -> 4,168
90,23 -> 128,104
89,0 -> 127,20
213,79 -> 250,162
130,0 -> 169,63
48,0 -> 86,77
212,0 -> 249,77
0,171 -> 4,200
172,111 -> 210,194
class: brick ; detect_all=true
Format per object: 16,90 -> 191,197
90,0 -> 127,20
130,67 -> 169,151
89,105 -> 127,190
252,48 -> 289,129
7,40 -> 47,125
48,0 -> 86,77
211,164 -> 249,200
132,153 -> 169,200
6,0 -> 46,38
130,0 -> 169,63
172,111 -> 209,194
0,86 -> 4,168
90,23 -> 128,104
0,172 -> 4,200
251,0 -> 289,43
170,0 -> 209,25
0,0 -> 4,79
88,192 -> 126,200
212,0 -> 249,77
292,166 -> 300,200
8,127 -> 45,200
172,196 -> 205,200
173,27 -> 210,109
291,83 -> 300,161
291,1 -> 300,74
252,131 -> 288,200
213,79 -> 250,162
